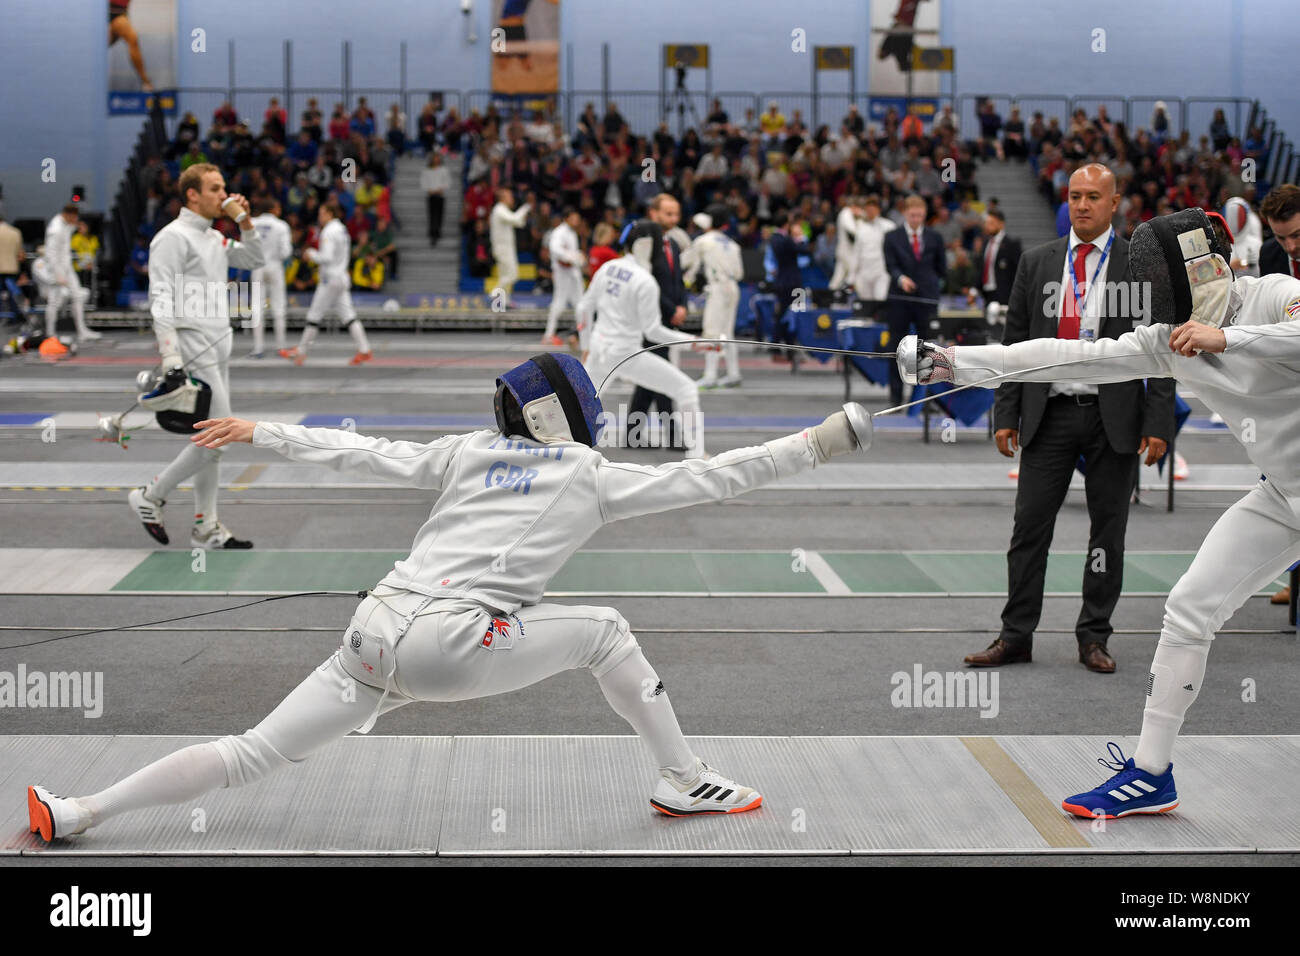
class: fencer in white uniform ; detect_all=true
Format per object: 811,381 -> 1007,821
900,208 -> 1300,819
542,207 -> 584,343
829,196 -> 861,290
248,198 -> 293,357
284,201 -> 372,365
490,188 -> 530,307
129,163 -> 264,550
686,206 -> 744,388
26,352 -> 874,839
849,197 -> 896,303
42,206 -> 100,342
579,220 -> 708,458
1224,196 -> 1262,278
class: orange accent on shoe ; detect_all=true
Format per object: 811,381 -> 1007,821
27,786 -> 53,842
349,351 -> 374,366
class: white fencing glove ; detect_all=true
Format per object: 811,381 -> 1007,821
160,352 -> 184,373
808,403 -> 873,462
896,334 -> 956,385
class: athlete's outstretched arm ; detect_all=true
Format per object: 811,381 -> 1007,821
192,418 -> 465,490
947,323 -> 1178,387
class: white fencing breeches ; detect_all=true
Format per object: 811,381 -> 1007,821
544,271 -> 582,339
250,265 -> 287,353
1134,480 -> 1300,773
585,345 -> 707,456
829,252 -> 853,289
76,587 -> 699,827
42,279 -> 91,338
854,266 -> 890,302
146,329 -> 233,520
700,286 -> 739,381
494,253 -> 519,303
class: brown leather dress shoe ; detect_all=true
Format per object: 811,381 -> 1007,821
964,638 -> 1031,667
1079,642 -> 1116,673
1271,586 -> 1290,605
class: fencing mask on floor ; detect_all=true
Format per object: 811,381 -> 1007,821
494,352 -> 604,447
1129,207 -> 1235,328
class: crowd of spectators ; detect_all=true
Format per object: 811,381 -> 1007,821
1024,102 -> 1269,240
127,95 -> 406,294
454,97 -> 989,293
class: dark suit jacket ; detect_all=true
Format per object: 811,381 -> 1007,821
769,231 -> 806,290
994,235 -> 1176,453
651,236 -> 687,323
884,226 -> 946,300
1260,237 -> 1295,278
980,233 -> 1022,305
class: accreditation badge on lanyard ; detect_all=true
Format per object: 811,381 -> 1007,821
1068,232 -> 1115,340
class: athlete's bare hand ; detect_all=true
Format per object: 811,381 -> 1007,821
191,417 -> 256,447
1169,322 -> 1226,356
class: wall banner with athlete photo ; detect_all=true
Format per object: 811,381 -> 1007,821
108,0 -> 178,115
490,0 -> 559,96
869,0 -> 941,97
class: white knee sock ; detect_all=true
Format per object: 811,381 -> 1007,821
1133,639 -> 1210,774
702,349 -> 720,380
298,323 -> 320,352
679,399 -> 706,457
596,648 -> 697,782
79,741 -> 229,828
45,301 -> 58,338
71,294 -> 90,336
148,442 -> 218,500
347,319 -> 370,354
251,298 -> 265,353
724,342 -> 739,379
192,458 -> 220,529
544,301 -> 562,340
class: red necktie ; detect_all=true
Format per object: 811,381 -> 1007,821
1292,259 -> 1300,280
663,238 -> 674,271
1058,242 -> 1094,339
911,230 -> 921,260
982,239 -> 994,286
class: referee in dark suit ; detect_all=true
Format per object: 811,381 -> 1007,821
966,163 -> 1175,674
627,194 -> 688,448
965,209 -> 1022,307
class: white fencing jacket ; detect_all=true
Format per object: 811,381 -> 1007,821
946,274 -> 1300,495
148,207 -> 265,357
305,218 -> 351,285
490,202 -> 530,259
43,216 -> 76,285
688,230 -> 744,295
548,221 -> 583,283
578,254 -> 694,356
252,423 -> 825,613
251,213 -> 293,269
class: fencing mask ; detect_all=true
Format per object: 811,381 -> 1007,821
1129,207 -> 1235,328
494,352 -> 604,446
138,367 -> 213,434
617,219 -> 663,270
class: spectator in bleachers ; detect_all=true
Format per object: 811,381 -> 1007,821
1150,101 -> 1170,144
345,204 -> 372,244
286,246 -> 318,293
354,172 -> 383,219
601,102 -> 626,142
977,99 -> 1003,160
351,97 -> 376,138
417,101 -> 440,153
264,97 -> 287,144
385,102 -> 406,157
328,104 -> 351,141
467,218 -> 493,278
289,131 -> 318,170
122,234 -> 149,292
421,151 -> 450,246
180,141 -> 208,172
351,250 -> 385,291
301,98 -> 323,142
213,100 -> 237,129
370,215 -> 397,280
1003,106 -> 1027,161
70,220 -> 100,290
760,101 -> 786,145
1210,109 -> 1232,152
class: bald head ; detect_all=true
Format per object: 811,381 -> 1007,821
1067,163 -> 1119,242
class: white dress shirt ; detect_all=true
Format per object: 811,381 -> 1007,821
1051,226 -> 1113,397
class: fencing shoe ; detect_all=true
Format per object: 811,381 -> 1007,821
1060,742 -> 1179,820
192,520 -> 254,550
28,785 -> 92,842
650,759 -> 762,816
129,486 -> 168,545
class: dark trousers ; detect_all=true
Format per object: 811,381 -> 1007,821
1000,396 -> 1139,650
628,342 -> 681,448
887,301 -> 935,403
427,194 -> 445,244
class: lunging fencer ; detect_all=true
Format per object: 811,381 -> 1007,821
899,207 -> 1300,819
27,353 -> 873,839
686,205 -> 744,389
128,163 -> 263,551
580,220 -> 710,458
282,200 -> 372,366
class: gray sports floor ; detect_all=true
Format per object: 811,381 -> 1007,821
1,328 -> 1296,865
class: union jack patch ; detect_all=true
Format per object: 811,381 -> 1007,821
1286,296 -> 1300,319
